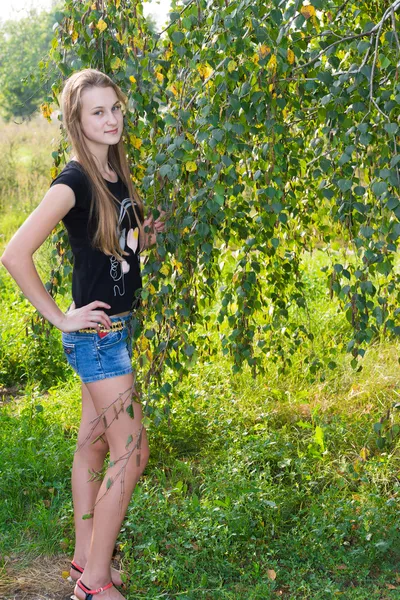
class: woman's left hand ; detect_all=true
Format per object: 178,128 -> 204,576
154,205 -> 167,233
143,205 -> 167,247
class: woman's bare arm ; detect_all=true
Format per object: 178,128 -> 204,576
0,184 -> 78,329
1,184 -> 112,332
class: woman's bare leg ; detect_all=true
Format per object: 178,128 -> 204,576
74,372 -> 149,600
71,382 -> 109,571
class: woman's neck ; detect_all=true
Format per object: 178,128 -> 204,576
71,155 -> 116,181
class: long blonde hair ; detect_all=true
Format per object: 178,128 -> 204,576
61,68 -> 144,260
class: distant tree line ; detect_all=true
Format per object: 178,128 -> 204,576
0,3 -> 158,121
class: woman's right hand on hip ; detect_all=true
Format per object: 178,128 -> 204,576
59,300 -> 112,332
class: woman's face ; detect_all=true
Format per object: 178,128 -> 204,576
79,85 -> 123,149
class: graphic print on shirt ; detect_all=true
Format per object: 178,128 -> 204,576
110,198 -> 139,297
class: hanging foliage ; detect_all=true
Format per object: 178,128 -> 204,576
38,0 -> 400,417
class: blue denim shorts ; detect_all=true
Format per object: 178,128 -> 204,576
61,313 -> 133,383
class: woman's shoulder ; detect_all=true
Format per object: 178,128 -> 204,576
50,160 -> 92,209
51,160 -> 89,186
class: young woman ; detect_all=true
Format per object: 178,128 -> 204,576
1,68 -> 165,600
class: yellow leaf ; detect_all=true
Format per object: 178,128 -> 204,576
259,44 -> 270,59
50,167 -> 58,179
91,2 -> 96,8
300,4 -> 316,19
267,54 -> 277,73
146,349 -> 153,361
228,60 -> 237,72
252,54 -> 260,65
148,283 -> 156,294
129,135 -> 142,149
71,30 -> 78,43
186,132 -> 195,143
133,35 -> 144,50
267,569 -> 277,581
312,15 -> 319,30
116,32 -> 124,44
359,447 -> 369,461
287,48 -> 295,64
96,19 -> 107,32
129,75 -> 136,84
155,72 -> 164,82
115,0 -> 121,7
61,570 -> 70,579
185,161 -> 197,172
197,64 -> 213,79
170,84 -> 178,96
110,56 -> 122,70
172,258 -> 183,274
138,336 -> 149,351
159,263 -> 170,276
40,103 -> 52,121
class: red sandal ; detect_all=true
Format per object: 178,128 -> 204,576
73,578 -> 113,600
70,560 -> 124,588
70,560 -> 84,576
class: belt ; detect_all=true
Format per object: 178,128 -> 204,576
78,320 -> 125,334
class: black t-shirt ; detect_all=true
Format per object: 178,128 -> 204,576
50,160 -> 142,316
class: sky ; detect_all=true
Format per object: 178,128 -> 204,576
0,0 -> 173,30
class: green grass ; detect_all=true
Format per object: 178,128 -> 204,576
1,332 -> 399,598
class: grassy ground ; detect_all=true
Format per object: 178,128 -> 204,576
0,116 -> 399,600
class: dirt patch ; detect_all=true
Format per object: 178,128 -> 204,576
0,555 -> 73,600
0,386 -> 21,406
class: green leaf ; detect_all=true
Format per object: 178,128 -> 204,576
338,153 -> 351,166
354,186 -> 365,196
184,344 -> 195,356
171,31 -> 185,44
360,226 -> 374,238
384,123 -> 399,135
386,197 -> 399,210
371,181 -> 387,196
314,426 -> 325,452
159,164 -> 171,177
337,179 -> 352,193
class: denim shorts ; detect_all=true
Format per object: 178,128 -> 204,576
61,313 -> 133,383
